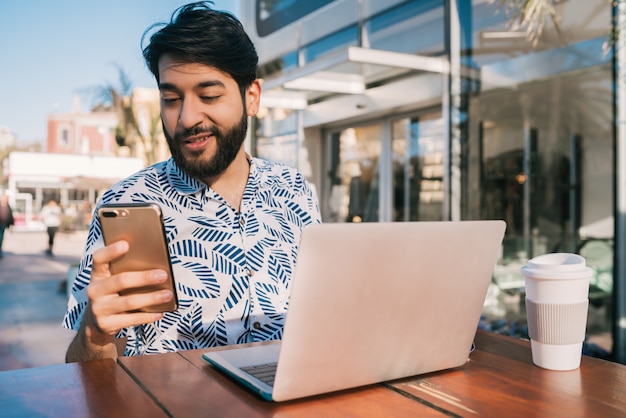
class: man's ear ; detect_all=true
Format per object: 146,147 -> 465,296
246,80 -> 261,117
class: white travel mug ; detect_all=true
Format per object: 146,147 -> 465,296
521,253 -> 592,371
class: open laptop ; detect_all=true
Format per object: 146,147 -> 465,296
202,220 -> 506,402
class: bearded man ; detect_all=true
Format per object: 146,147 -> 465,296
64,2 -> 321,362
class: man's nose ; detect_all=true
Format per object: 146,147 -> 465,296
178,98 -> 204,129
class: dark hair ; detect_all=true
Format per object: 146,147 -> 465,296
142,1 -> 258,93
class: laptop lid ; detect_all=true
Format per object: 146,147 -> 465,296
203,220 -> 506,402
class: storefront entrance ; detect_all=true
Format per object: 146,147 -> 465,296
469,65 -> 614,348
323,111 -> 445,223
319,61 -> 613,349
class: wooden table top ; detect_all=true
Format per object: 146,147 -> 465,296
0,358 -> 167,418
389,331 -> 626,417
2,331 -> 625,417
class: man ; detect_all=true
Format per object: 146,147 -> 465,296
39,199 -> 63,256
0,194 -> 15,257
64,2 -> 321,362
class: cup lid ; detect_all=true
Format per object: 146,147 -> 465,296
521,253 -> 593,279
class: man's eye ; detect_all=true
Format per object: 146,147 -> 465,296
161,97 -> 180,105
201,95 -> 219,103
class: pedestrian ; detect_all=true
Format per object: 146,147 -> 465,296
64,2 -> 321,362
0,194 -> 15,257
40,199 -> 62,256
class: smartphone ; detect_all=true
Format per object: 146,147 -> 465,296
97,203 -> 178,313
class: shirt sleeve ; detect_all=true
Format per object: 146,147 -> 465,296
62,214 -> 105,331
293,169 -> 323,226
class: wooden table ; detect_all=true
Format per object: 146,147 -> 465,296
1,331 -> 625,417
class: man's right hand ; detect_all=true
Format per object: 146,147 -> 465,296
65,240 -> 174,362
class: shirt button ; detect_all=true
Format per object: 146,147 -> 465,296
239,217 -> 245,226
249,269 -> 255,276
253,322 -> 261,330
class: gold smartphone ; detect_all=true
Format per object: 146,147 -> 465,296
97,203 -> 178,313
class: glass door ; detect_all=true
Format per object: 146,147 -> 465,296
473,69 -> 613,265
324,124 -> 382,223
323,111 -> 445,223
469,68 -> 614,344
391,113 -> 444,221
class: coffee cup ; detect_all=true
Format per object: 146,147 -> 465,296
521,253 -> 592,371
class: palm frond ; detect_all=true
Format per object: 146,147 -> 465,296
493,0 -> 565,46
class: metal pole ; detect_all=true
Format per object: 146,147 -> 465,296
613,0 -> 626,364
569,134 -> 581,252
444,0 -> 462,221
523,125 -> 537,259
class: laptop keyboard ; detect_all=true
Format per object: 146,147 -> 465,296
240,362 -> 277,386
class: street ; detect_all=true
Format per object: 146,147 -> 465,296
0,229 -> 87,371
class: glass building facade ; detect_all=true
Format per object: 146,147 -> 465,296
240,0 -> 624,363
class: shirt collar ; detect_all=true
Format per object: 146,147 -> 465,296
165,155 -> 260,198
165,158 -> 205,196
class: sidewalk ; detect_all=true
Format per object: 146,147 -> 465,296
0,229 -> 88,371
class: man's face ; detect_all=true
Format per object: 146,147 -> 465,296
158,54 -> 260,181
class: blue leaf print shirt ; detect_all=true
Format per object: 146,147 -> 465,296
63,156 -> 321,356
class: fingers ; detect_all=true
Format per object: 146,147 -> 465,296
87,277 -> 173,335
85,239 -> 175,335
92,285 -> 173,316
91,240 -> 129,279
90,268 -> 169,298
86,285 -> 172,336
93,311 -> 165,336
90,239 -> 169,298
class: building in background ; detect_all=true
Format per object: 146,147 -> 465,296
239,0 -> 624,361
47,95 -> 118,155
123,87 -> 170,166
45,90 -> 168,163
2,152 -> 143,230
0,126 -> 17,151
1,88 -> 165,230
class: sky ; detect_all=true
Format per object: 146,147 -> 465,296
0,0 -> 241,146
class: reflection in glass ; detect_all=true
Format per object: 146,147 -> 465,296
326,126 -> 381,222
470,62 -> 613,346
365,0 -> 444,56
392,114 -> 444,221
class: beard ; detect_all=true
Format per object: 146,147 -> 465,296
164,112 -> 248,181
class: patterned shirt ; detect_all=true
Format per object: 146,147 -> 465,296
63,157 -> 321,356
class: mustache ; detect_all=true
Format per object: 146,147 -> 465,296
175,126 -> 218,141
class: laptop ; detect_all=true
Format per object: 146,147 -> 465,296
202,220 -> 506,402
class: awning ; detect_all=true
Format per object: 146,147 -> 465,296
260,46 -> 449,110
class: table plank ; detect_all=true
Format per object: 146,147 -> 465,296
0,359 -> 167,418
119,348 -> 447,418
389,331 -> 626,417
